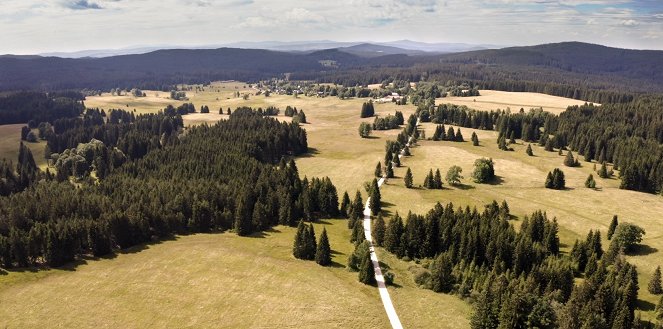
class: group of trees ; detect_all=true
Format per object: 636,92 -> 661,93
372,111 -> 404,131
292,220 -> 332,266
545,168 -> 566,190
0,108 -> 341,269
376,199 -> 645,328
360,101 -> 375,118
431,124 -> 464,142
472,158 -> 496,184
423,169 -> 443,189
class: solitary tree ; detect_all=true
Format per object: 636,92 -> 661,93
526,144 -> 533,156
472,158 -> 495,183
359,122 -> 372,138
446,165 -> 463,186
564,151 -> 578,167
598,162 -> 609,178
404,168 -> 413,188
315,228 -> 332,266
649,266 -> 663,294
585,174 -> 596,188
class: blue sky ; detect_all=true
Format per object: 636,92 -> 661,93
1,0 -> 662,54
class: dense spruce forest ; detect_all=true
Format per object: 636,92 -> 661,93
0,106 -> 340,268
0,91 -> 84,125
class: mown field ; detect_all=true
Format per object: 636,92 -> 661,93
0,82 -> 658,326
440,89 -> 592,114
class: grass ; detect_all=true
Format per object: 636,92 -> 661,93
2,84 -> 659,326
439,89 -> 593,114
380,121 -> 663,320
0,224 -> 390,328
0,124 -> 48,170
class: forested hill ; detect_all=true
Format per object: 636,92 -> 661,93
439,42 -> 663,84
1,42 -> 663,97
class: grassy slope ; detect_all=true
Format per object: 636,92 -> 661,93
0,124 -> 47,170
380,122 -> 663,320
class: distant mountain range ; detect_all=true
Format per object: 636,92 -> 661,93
1,42 -> 661,94
38,40 -> 501,58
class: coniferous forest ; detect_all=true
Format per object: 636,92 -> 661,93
0,106 -> 340,268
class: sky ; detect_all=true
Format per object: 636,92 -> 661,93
1,0 -> 662,54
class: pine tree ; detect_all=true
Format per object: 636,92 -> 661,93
358,249 -> 376,285
608,215 -> 618,240
373,214 -> 386,247
404,168 -> 413,188
526,144 -> 533,156
374,162 -> 382,178
315,228 -> 332,266
649,266 -> 663,294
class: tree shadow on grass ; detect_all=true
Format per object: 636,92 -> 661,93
637,299 -> 656,312
330,260 -> 346,269
629,244 -> 658,256
486,175 -> 505,185
381,201 -> 395,208
453,183 -> 475,190
296,147 -> 320,158
330,249 -> 345,256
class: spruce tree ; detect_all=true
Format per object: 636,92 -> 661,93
293,220 -> 306,259
656,295 -> 663,321
384,213 -> 404,257
471,132 -> 479,146
340,191 -> 350,218
404,168 -> 413,188
392,153 -> 401,167
373,214 -> 386,247
305,224 -> 317,260
433,169 -> 443,189
598,161 -> 609,178
315,228 -> 332,266
374,162 -> 382,178
403,145 -> 410,156
358,249 -> 376,285
564,151 -> 577,167
446,126 -> 455,141
351,190 -> 364,222
585,174 -> 596,188
431,252 -> 454,293
369,179 -> 381,216
385,162 -> 394,178
424,169 -> 434,188
608,215 -> 618,240
456,128 -> 464,142
649,266 -> 663,294
526,144 -> 533,156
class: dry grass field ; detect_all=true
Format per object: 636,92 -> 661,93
440,89 -> 593,114
0,124 -> 48,170
1,83 -> 660,326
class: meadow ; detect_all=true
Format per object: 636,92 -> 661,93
440,89 -> 592,114
0,82 -> 659,326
